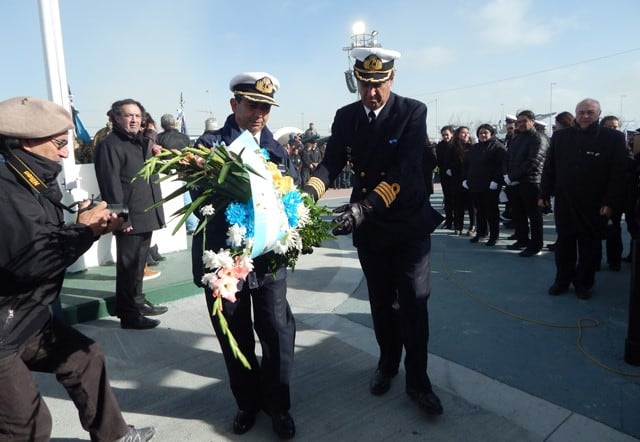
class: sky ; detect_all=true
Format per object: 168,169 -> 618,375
2,0 -> 639,140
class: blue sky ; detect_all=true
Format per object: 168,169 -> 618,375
2,0 -> 639,139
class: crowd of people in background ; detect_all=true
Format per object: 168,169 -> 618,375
431,101 -> 636,300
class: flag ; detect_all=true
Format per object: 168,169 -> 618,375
68,87 -> 92,144
72,107 -> 92,144
177,92 -> 188,135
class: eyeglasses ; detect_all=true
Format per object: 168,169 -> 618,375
51,138 -> 69,148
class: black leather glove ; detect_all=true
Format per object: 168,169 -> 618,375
332,200 -> 373,235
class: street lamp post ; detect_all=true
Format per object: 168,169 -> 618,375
549,82 -> 557,132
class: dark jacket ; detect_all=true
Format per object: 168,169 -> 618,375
191,114 -> 299,287
447,140 -> 472,187
540,122 -> 628,236
307,92 -> 438,248
423,142 -> 437,195
157,128 -> 191,150
0,149 -> 95,358
94,125 -> 165,233
435,139 -> 453,179
464,138 -> 506,192
503,128 -> 549,184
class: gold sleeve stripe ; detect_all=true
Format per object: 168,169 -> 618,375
307,177 -> 326,198
373,181 -> 400,207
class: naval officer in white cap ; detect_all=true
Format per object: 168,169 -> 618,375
304,47 -> 445,416
192,72 -> 299,439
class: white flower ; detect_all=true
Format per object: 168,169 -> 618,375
244,237 -> 254,250
236,253 -> 255,272
273,240 -> 288,255
201,272 -> 218,288
202,248 -> 234,270
284,228 -> 302,251
200,204 -> 215,216
226,224 -> 247,248
296,203 -> 311,227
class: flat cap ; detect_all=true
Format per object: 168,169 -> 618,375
352,47 -> 401,83
0,96 -> 73,138
230,72 -> 280,106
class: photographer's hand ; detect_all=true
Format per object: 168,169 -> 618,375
77,200 -> 124,236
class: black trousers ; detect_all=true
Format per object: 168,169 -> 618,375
452,187 -> 475,232
471,189 -> 500,240
603,208 -> 624,266
440,176 -> 454,225
0,318 -> 128,442
357,236 -> 434,393
115,231 -> 151,320
554,232 -> 600,291
511,182 -> 544,250
205,273 -> 295,413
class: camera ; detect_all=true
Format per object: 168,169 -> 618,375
84,200 -> 129,222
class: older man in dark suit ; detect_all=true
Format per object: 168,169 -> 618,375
304,46 -> 443,416
94,99 -> 167,330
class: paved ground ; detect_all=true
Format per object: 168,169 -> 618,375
43,187 -> 640,441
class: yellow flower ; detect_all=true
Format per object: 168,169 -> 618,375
274,175 -> 296,194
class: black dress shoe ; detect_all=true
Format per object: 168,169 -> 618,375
139,301 -> 168,316
121,315 -> 160,330
518,248 -> 541,257
506,241 -> 528,250
272,411 -> 295,439
548,283 -> 569,296
370,369 -> 395,396
406,387 -> 443,415
576,288 -> 592,300
233,409 -> 257,435
485,238 -> 497,247
622,254 -> 632,263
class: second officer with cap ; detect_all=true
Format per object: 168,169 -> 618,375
193,72 -> 299,439
305,47 -> 444,416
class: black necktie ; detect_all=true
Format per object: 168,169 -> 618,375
368,110 -> 376,125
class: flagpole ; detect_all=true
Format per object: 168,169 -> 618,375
38,0 -> 81,192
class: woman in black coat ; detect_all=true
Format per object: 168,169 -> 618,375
464,124 -> 506,245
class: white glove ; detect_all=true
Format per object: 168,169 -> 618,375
462,180 -> 469,190
489,181 -> 499,190
503,174 -> 511,186
445,169 -> 452,176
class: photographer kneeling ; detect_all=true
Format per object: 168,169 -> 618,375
0,96 -> 155,441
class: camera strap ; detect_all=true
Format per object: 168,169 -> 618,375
4,149 -> 78,214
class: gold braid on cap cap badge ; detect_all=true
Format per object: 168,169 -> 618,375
255,77 -> 273,94
363,55 -> 383,72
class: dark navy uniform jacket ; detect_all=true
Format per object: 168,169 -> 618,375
306,92 -> 440,249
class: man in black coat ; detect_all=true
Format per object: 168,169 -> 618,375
539,98 -> 628,299
304,47 -> 444,416
0,96 -> 155,442
192,72 -> 298,439
94,99 -> 167,330
503,110 -> 549,257
157,113 -> 191,150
